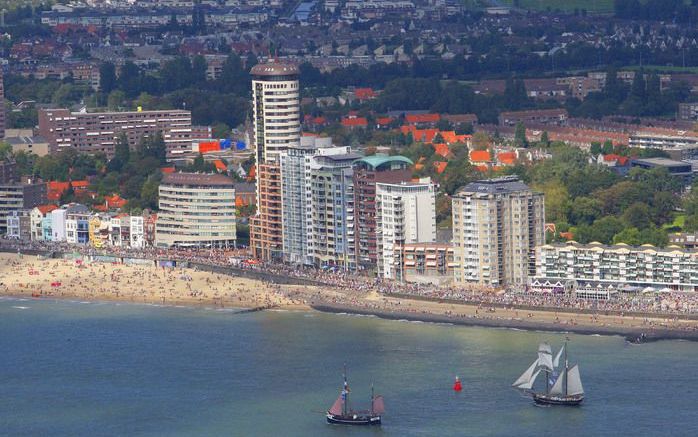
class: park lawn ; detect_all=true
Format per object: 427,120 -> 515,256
499,0 -> 615,13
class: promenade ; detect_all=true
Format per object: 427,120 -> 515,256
2,240 -> 698,341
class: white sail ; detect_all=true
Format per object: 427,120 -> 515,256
537,342 -> 553,371
538,351 -> 553,371
549,370 -> 566,396
566,365 -> 584,396
512,359 -> 539,388
553,344 -> 565,368
516,370 -> 541,390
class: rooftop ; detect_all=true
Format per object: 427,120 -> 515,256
457,176 -> 533,195
354,154 -> 413,170
162,172 -> 234,187
631,157 -> 691,168
250,60 -> 299,77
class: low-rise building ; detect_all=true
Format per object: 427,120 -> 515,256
30,204 -> 58,241
534,241 -> 698,293
630,157 -> 693,185
6,210 -> 31,240
0,181 -> 47,235
399,242 -> 455,285
629,131 -> 698,159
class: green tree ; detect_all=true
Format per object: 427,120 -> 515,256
107,90 -> 126,110
471,132 -> 489,151
514,122 -> 528,147
590,142 -> 601,156
192,55 -> 207,84
99,62 -> 117,94
622,202 -> 652,229
568,197 -> 602,225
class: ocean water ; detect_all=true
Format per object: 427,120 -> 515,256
1,298 -> 697,437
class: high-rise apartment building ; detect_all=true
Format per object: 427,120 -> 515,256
250,61 -> 301,164
249,60 -> 300,261
451,176 -> 545,287
38,108 -> 192,159
307,152 -> 361,269
250,162 -> 283,260
156,172 -> 236,248
353,155 -> 413,271
280,136 -> 349,265
375,179 -> 437,280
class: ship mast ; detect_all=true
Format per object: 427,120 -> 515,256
562,337 -> 569,396
370,383 -> 374,416
343,364 -> 348,417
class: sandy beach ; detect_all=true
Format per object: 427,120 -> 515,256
0,253 -> 310,310
3,253 -> 698,341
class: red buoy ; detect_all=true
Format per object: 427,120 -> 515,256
453,376 -> 462,392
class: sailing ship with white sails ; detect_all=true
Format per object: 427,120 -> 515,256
512,340 -> 585,406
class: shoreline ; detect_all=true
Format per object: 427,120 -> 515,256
3,252 -> 698,342
310,303 -> 698,343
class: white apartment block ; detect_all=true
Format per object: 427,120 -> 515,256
280,136 -> 349,265
535,242 -> 698,292
452,176 -> 545,287
156,173 -> 236,248
375,179 -> 437,279
250,61 -> 300,165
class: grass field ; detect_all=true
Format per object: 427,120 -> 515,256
498,0 -> 615,13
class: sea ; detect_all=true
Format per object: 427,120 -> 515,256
1,297 -> 697,437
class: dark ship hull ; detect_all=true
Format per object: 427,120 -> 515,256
533,393 -> 584,406
326,413 -> 381,425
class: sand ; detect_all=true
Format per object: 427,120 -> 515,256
3,253 -> 698,340
0,253 -> 309,310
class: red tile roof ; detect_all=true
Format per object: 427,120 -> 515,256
161,167 -> 176,174
213,160 -> 227,172
354,88 -> 376,100
497,152 -> 517,165
432,143 -> 451,158
341,117 -> 368,127
376,117 -> 394,126
434,161 -> 448,174
36,204 -> 58,215
470,150 -> 491,162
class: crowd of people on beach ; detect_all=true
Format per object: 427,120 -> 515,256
2,238 -> 698,325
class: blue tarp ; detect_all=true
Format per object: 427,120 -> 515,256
235,141 -> 246,150
220,139 -> 232,149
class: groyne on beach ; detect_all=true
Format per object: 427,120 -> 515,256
311,303 -> 698,343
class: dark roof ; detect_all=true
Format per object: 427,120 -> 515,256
319,153 -> 363,162
631,158 -> 691,169
232,182 -> 255,193
250,61 -> 299,77
456,176 -> 532,195
162,172 -> 234,187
